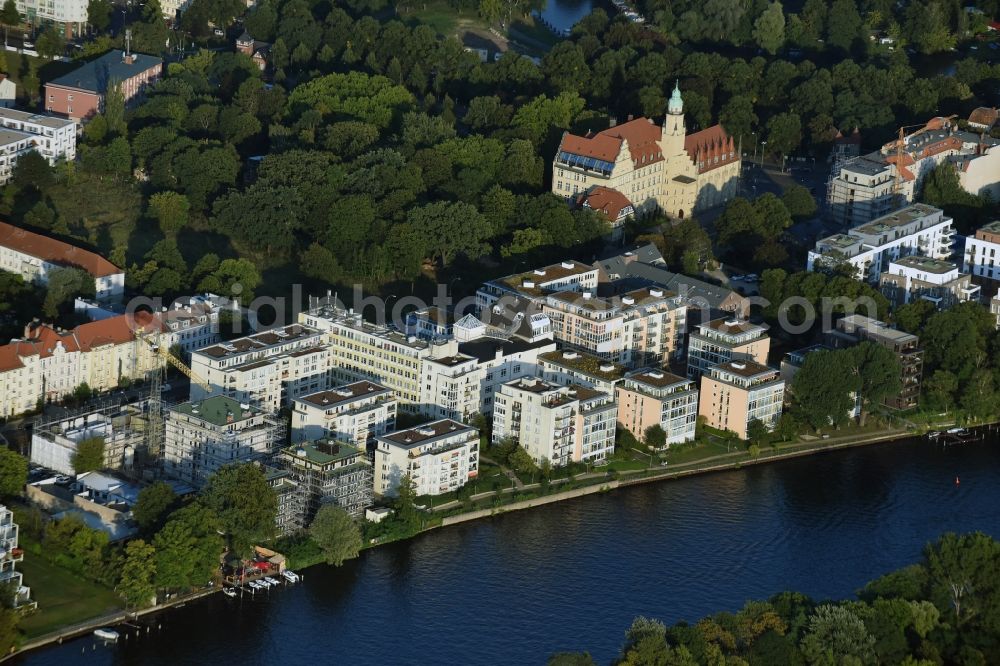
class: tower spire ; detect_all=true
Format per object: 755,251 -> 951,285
668,80 -> 683,116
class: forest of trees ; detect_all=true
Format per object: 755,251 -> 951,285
551,532 -> 1000,665
0,0 -> 996,309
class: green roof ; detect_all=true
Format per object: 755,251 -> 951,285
171,395 -> 257,427
283,439 -> 363,466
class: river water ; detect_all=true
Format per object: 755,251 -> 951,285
16,434 -> 1000,665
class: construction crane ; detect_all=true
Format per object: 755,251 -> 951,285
135,326 -> 211,460
136,327 -> 211,392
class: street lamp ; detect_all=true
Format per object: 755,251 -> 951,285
760,141 -> 767,168
750,132 -> 758,166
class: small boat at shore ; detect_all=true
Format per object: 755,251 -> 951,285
927,431 -> 941,439
947,427 -> 969,435
223,587 -> 237,598
94,628 -> 119,642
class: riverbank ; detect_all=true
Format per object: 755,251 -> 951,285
11,421 -> 993,661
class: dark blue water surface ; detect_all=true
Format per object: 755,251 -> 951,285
16,435 -> 1000,665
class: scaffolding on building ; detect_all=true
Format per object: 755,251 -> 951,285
279,440 -> 374,526
32,399 -> 157,479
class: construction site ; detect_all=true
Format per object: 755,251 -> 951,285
825,116 -> 1000,229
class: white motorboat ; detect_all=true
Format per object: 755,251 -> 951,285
223,587 -> 237,598
94,628 -> 119,642
282,570 -> 299,583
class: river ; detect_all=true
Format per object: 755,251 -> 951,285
15,434 -> 1000,665
537,0 -> 594,35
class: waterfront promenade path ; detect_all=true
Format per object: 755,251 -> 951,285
431,426 -> 910,513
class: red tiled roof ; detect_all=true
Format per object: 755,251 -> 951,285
0,311 -> 165,371
684,125 -> 736,174
0,220 -> 121,278
577,186 -> 633,221
600,118 -> 663,164
968,107 -> 998,128
560,132 -> 622,162
560,117 -> 664,166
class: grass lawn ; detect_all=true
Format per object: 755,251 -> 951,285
606,459 -> 649,472
17,554 -> 122,640
663,440 -> 733,466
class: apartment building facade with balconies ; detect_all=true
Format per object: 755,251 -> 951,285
698,361 -> 785,439
374,420 -> 479,497
616,369 -> 698,446
686,318 -> 770,381
292,382 -> 397,449
807,204 -> 955,282
492,378 -> 616,467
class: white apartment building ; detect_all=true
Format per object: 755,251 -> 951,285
992,289 -> 1000,329
0,313 -> 164,418
374,419 -> 479,497
698,361 -> 785,440
827,116 -> 1000,226
161,293 -> 238,359
476,260 -> 600,311
15,0 -> 88,33
190,324 -> 329,412
164,396 -> 284,487
492,378 -> 617,467
0,108 -> 76,183
686,318 -> 770,381
879,256 -> 979,308
539,349 -> 627,395
962,220 -> 1000,293
807,204 -> 955,282
616,369 -> 698,446
0,221 -> 123,302
292,381 -> 397,447
419,353 -> 483,422
458,337 -> 558,412
0,505 -> 34,610
299,304 -> 457,411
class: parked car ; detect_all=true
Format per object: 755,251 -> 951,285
213,28 -> 224,37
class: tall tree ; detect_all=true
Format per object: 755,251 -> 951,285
202,463 -> 276,557
309,505 -> 362,566
133,481 -> 177,534
826,0 -> 863,52
72,436 -> 105,474
0,448 -> 27,498
118,539 -> 157,608
792,349 -> 859,431
753,2 -> 786,55
848,342 -> 902,426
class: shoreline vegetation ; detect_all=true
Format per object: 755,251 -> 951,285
9,419 -> 995,661
553,532 -> 1000,665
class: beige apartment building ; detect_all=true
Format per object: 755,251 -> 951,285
299,305 -> 458,411
616,369 -> 698,446
374,420 -> 479,497
686,318 -> 770,381
698,361 -> 785,439
190,324 -> 330,413
492,378 -> 617,467
552,84 -> 740,218
291,381 -> 397,448
0,313 -> 164,418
